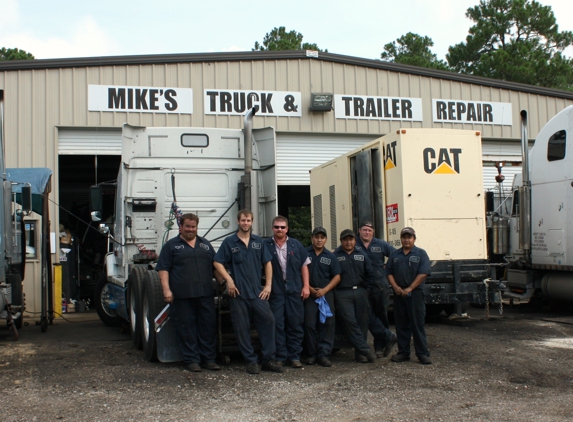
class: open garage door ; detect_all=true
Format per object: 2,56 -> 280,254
58,128 -> 121,155
276,133 -> 375,185
58,128 -> 122,302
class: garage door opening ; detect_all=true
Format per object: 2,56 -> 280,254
58,154 -> 121,302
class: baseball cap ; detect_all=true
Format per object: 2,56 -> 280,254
360,221 -> 374,229
400,227 -> 416,237
312,227 -> 327,236
340,229 -> 356,240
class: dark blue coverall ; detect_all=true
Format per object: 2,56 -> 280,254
304,246 -> 341,360
356,237 -> 396,351
385,245 -> 432,358
213,233 -> 276,365
264,236 -> 309,363
156,235 -> 217,365
333,246 -> 377,358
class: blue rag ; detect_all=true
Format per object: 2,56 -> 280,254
315,296 -> 333,323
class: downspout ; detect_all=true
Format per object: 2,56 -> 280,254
519,110 -> 531,264
242,106 -> 259,234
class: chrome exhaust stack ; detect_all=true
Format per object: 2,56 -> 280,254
519,110 -> 531,264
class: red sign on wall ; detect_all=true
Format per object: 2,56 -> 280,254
386,203 -> 399,223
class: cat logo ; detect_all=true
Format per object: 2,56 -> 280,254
383,141 -> 398,170
423,148 -> 462,174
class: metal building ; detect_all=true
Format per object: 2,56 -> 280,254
1,50 -> 572,313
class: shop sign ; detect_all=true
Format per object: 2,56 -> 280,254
432,99 -> 512,125
334,95 -> 423,121
88,85 -> 193,114
204,90 -> 302,117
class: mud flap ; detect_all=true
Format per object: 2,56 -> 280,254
156,317 -> 184,363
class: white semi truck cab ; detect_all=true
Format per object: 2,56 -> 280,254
92,109 -> 277,361
502,106 -> 573,304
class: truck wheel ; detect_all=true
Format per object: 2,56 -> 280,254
128,267 -> 146,349
7,274 -> 24,329
94,274 -> 123,327
141,270 -> 163,362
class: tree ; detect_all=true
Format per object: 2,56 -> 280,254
381,32 -> 449,70
0,47 -> 35,60
253,27 -> 327,52
447,0 -> 573,91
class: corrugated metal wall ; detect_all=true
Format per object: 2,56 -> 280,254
2,60 -> 572,171
1,56 -> 572,313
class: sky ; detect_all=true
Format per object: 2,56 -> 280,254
1,0 -> 572,61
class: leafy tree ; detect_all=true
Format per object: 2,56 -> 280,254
0,47 -> 35,60
287,206 -> 312,247
253,27 -> 327,52
447,0 -> 573,91
381,32 -> 449,70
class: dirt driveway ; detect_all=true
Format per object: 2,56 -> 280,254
1,303 -> 573,422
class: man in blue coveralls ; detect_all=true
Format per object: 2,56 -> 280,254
156,213 -> 222,372
264,216 -> 310,369
213,209 -> 284,374
334,229 -> 377,363
304,227 -> 341,367
356,221 -> 398,358
386,227 -> 432,365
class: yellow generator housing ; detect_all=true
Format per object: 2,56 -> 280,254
310,128 -> 487,261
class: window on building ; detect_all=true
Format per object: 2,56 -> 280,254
547,130 -> 566,162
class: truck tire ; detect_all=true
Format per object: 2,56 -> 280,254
128,267 -> 146,349
7,274 -> 24,329
94,274 -> 123,327
141,270 -> 163,362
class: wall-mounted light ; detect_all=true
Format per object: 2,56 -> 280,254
309,93 -> 333,112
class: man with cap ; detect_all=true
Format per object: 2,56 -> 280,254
386,227 -> 432,365
156,213 -> 222,372
303,226 -> 341,367
333,229 -> 377,363
356,221 -> 397,358
264,215 -> 310,369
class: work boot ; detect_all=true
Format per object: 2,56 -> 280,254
184,362 -> 202,372
391,354 -> 410,363
317,356 -> 332,367
356,354 -> 368,363
375,349 -> 384,358
366,350 -> 376,363
304,356 -> 317,365
246,363 -> 260,374
418,355 -> 432,365
261,360 -> 284,373
290,360 -> 303,369
202,361 -> 221,371
383,336 -> 398,357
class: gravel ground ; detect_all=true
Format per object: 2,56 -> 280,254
1,303 -> 573,422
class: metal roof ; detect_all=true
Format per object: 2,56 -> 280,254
1,50 -> 572,101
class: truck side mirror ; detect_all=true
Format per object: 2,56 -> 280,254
91,211 -> 102,222
90,185 -> 103,212
21,185 -> 32,212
